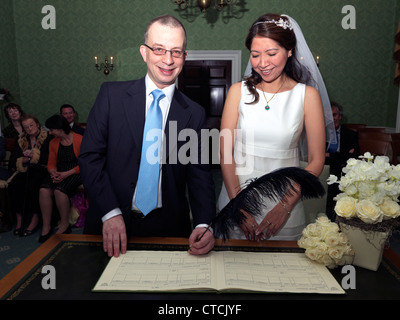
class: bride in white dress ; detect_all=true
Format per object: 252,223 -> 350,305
217,14 -> 334,241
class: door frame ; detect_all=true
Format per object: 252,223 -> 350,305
184,50 -> 242,85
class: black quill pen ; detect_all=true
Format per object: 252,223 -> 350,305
210,167 -> 326,240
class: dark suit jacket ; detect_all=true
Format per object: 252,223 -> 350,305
325,126 -> 360,219
325,126 -> 360,177
78,78 -> 216,237
71,123 -> 85,136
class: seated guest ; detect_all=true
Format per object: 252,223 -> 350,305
60,104 -> 85,135
2,103 -> 24,139
39,115 -> 83,243
8,114 -> 52,236
325,101 -> 360,220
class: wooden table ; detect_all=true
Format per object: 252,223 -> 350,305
1,234 -> 400,301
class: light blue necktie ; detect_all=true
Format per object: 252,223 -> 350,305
135,89 -> 165,215
327,130 -> 339,153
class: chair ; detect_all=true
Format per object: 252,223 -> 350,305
358,131 -> 391,157
358,127 -> 386,133
391,133 -> 400,165
358,131 -> 391,141
342,123 -> 366,132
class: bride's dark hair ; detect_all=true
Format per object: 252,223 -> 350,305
244,13 -> 313,104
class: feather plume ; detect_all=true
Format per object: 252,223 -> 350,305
213,167 -> 325,240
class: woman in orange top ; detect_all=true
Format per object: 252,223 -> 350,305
39,115 -> 83,243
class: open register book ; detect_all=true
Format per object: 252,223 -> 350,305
93,250 -> 344,294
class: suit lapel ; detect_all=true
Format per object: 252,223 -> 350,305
164,89 -> 191,163
123,78 -> 146,148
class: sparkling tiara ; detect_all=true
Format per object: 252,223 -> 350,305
254,18 -> 293,30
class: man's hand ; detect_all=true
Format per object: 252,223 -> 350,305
102,215 -> 127,258
188,227 -> 215,255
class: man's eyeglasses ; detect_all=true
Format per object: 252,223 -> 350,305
143,44 -> 185,58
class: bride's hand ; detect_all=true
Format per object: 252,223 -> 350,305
255,204 -> 290,239
240,210 -> 264,241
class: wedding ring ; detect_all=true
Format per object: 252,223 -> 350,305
265,220 -> 271,225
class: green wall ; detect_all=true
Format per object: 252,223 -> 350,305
1,0 -> 400,127
0,0 -> 20,127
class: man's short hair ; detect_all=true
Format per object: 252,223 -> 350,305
60,104 -> 76,114
144,14 -> 187,50
331,101 -> 343,117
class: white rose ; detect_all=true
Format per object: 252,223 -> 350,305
320,254 -> 335,268
301,224 -> 313,238
305,248 -> 321,261
305,237 -> 319,248
303,223 -> 324,239
379,198 -> 400,220
324,232 -> 340,247
356,199 -> 383,224
335,196 -> 357,218
328,246 -> 344,261
298,236 -> 319,249
316,216 -> 331,226
326,222 -> 340,233
315,242 -> 329,256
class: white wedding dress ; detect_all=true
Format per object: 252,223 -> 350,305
217,81 -> 307,240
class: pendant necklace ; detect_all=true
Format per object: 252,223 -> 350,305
261,79 -> 285,111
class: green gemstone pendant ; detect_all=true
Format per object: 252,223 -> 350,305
265,104 -> 270,111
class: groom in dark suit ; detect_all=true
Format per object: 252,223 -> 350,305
78,15 -> 216,257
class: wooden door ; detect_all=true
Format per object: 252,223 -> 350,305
178,60 -> 232,130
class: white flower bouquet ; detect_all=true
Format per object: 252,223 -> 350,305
327,152 -> 400,224
298,216 -> 354,269
326,152 -> 400,271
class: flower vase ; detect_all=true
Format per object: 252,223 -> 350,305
338,221 -> 389,271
